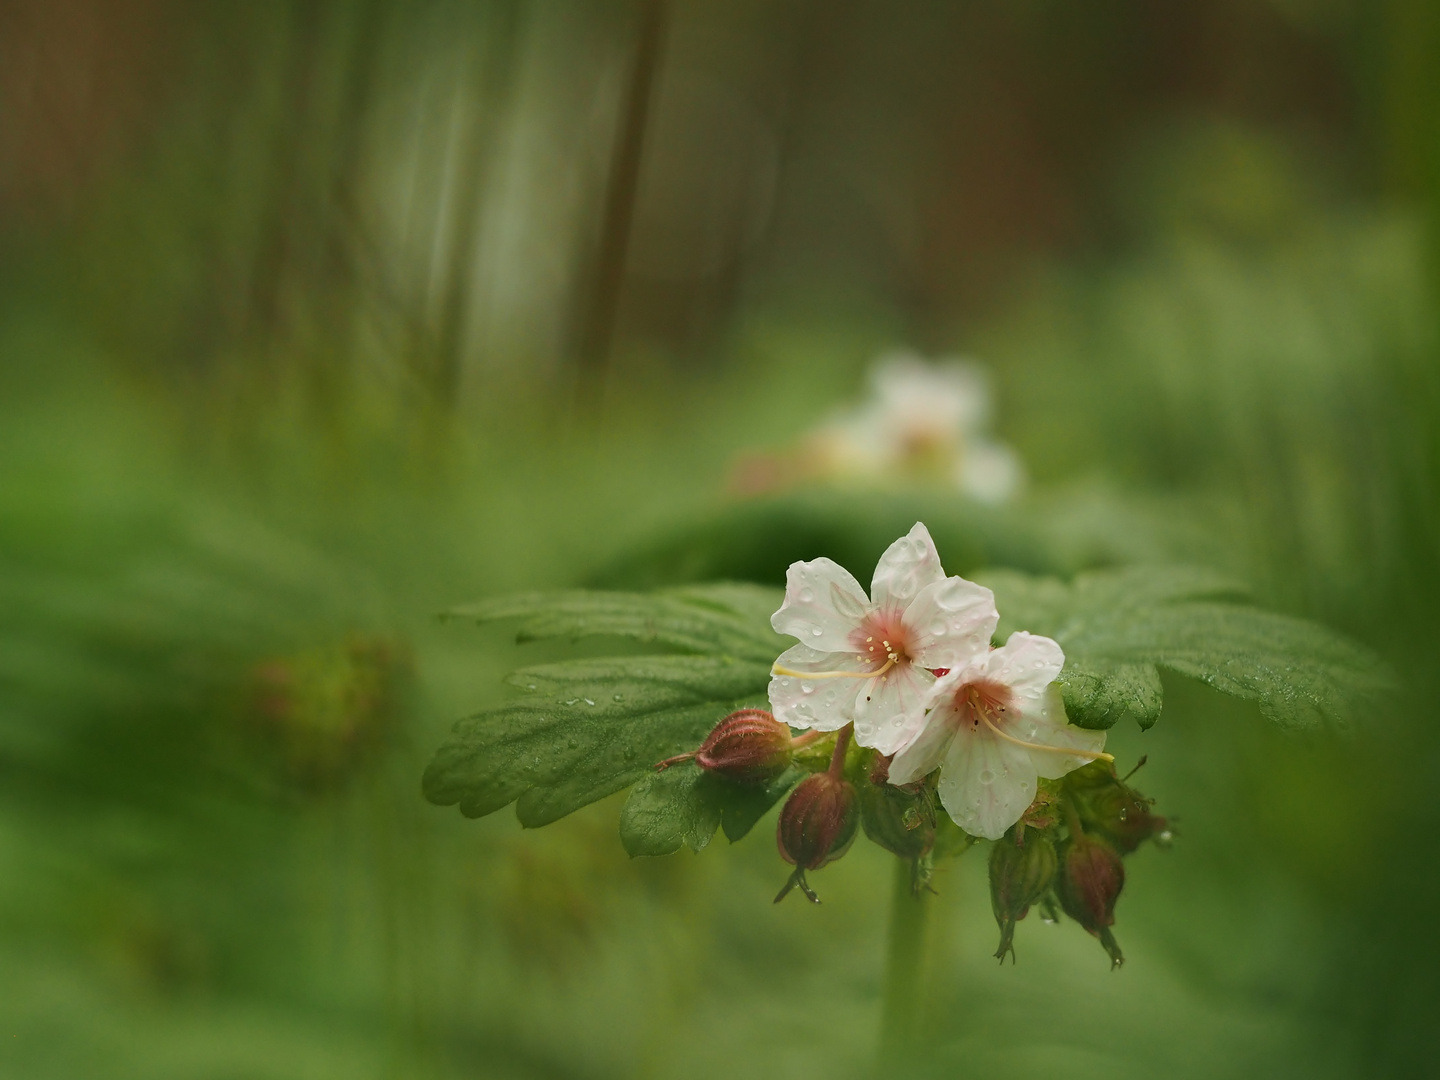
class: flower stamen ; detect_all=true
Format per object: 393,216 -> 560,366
772,656 -> 898,681
971,693 -> 1113,763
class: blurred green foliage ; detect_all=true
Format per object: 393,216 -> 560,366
1,0 -> 1439,1078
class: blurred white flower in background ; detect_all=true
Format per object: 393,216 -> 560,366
733,351 -> 1025,501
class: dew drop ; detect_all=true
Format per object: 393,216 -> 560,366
1019,780 -> 1031,792
929,619 -> 948,636
526,683 -> 537,691
979,769 -> 995,784
780,678 -> 792,689
583,697 -> 595,706
799,587 -> 815,603
613,694 -> 624,702
1118,807 -> 1129,822
801,683 -> 815,695
811,627 -> 825,638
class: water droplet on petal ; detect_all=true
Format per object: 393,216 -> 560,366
979,769 -> 994,784
801,683 -> 815,695
799,587 -> 815,603
929,619 -> 948,636
811,626 -> 824,638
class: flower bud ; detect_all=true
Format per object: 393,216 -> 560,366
774,773 -> 859,903
654,709 -> 793,784
1084,783 -> 1168,855
1056,833 -> 1126,969
860,778 -> 935,866
989,833 -> 1058,962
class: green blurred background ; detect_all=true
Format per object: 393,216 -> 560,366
2,1 -> 1438,1077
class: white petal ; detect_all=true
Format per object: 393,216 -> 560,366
1007,684 -> 1108,781
870,522 -> 946,613
936,727 -> 1036,841
903,575 -> 998,671
976,632 -> 1104,780
887,698 -> 957,786
956,439 -> 1023,504
767,643 -> 866,732
981,631 -> 1065,703
771,557 -> 871,652
850,661 -> 935,755
870,354 -> 991,432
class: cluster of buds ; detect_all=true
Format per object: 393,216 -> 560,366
653,711 -> 1168,939
987,758 -> 1169,968
654,711 -> 864,903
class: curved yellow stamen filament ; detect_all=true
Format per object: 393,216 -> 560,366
771,657 -> 897,681
975,703 -> 1113,763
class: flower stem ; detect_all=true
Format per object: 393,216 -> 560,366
827,723 -> 854,776
878,855 -> 930,1062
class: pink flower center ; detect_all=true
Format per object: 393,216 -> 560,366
953,678 -> 1013,732
850,610 -> 913,674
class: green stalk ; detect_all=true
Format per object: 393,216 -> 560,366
878,856 -> 931,1062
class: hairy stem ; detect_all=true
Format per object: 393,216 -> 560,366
878,855 -> 930,1062
827,723 -> 854,776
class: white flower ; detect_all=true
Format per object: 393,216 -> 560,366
802,352 -> 1025,504
888,632 -> 1110,841
767,522 -> 997,755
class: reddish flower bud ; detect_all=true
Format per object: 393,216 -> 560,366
989,832 -> 1058,962
1064,759 -> 1168,855
654,709 -> 793,784
1085,783 -> 1168,854
1057,833 -> 1126,969
774,773 -> 859,903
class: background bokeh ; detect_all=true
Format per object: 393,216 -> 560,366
2,2 -> 1438,1077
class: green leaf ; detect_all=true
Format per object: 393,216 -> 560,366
618,765 -> 802,857
425,586 -> 785,828
978,565 -> 1392,732
444,583 -> 784,662
586,487 -> 1222,590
